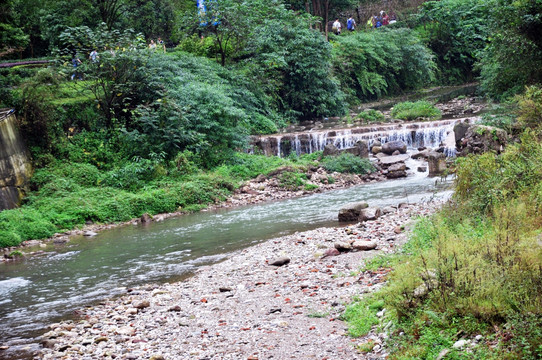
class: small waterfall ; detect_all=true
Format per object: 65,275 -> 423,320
251,118 -> 474,158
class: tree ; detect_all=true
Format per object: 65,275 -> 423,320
479,0 -> 542,99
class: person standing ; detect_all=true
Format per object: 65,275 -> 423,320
89,49 -> 99,63
158,37 -> 166,53
332,18 -> 342,35
347,16 -> 356,31
71,54 -> 82,81
149,39 -> 157,51
382,12 -> 390,26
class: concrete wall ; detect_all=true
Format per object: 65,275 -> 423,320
0,109 -> 32,210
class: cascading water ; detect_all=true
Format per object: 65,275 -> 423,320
251,118 -> 475,158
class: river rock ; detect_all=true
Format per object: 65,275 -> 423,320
428,151 -> 446,176
359,207 -> 382,222
334,242 -> 352,252
382,141 -> 407,155
322,144 -> 340,157
411,149 -> 429,160
140,213 -> 152,223
338,202 -> 369,222
117,326 -> 136,336
352,241 -> 377,251
134,300 -> 150,309
268,257 -> 290,266
417,166 -> 427,172
378,154 -> 410,166
386,163 -> 407,179
453,339 -> 469,350
371,146 -> 382,155
83,231 -> 98,237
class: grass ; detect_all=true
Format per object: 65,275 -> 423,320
321,153 -> 375,174
390,100 -> 442,120
342,129 -> 542,359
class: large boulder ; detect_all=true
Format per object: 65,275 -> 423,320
341,140 -> 370,158
378,154 -> 410,166
338,202 -> 369,222
428,150 -> 446,176
386,162 -> 407,179
382,141 -> 407,155
459,125 -> 507,155
453,121 -> 471,148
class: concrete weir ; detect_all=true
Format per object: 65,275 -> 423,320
250,118 -> 473,158
0,109 -> 32,210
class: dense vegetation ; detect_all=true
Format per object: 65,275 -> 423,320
344,129 -> 542,359
1,0 -> 542,357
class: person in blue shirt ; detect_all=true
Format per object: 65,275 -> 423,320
347,16 -> 356,31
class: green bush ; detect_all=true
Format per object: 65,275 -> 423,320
516,85 -> 542,128
356,109 -> 386,124
0,231 -> 22,248
332,28 -> 435,103
342,295 -> 384,337
390,100 -> 441,120
321,153 -> 375,174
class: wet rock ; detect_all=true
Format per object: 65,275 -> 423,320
352,241 -> 377,251
386,163 -> 407,179
359,207 -> 382,222
458,125 -> 507,155
411,150 -> 429,160
428,151 -> 447,176
338,202 -> 369,222
83,231 -> 98,237
219,287 -> 232,292
53,237 -> 69,244
417,166 -> 427,172
268,257 -> 290,266
140,213 -> 152,223
382,140 -> 407,155
323,144 -> 340,157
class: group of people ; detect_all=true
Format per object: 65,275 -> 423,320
148,37 -> 166,52
332,16 -> 356,35
331,11 -> 396,35
367,11 -> 396,29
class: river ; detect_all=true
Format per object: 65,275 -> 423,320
0,167 -> 452,359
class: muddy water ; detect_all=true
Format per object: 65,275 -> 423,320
0,172 -> 452,359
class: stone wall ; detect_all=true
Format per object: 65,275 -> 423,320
0,109 -> 32,210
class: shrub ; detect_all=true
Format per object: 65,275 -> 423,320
277,171 -> 310,191
391,100 -> 441,120
356,109 -> 386,124
0,231 -> 22,248
342,296 -> 384,337
321,153 -> 375,174
516,85 -> 542,128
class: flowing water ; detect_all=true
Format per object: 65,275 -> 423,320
0,168 -> 453,359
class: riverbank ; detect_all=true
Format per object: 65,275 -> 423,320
1,168 -> 387,262
35,200 -> 442,359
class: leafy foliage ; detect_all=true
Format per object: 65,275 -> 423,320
331,28 -> 435,103
321,153 -> 375,174
479,0 -> 542,99
416,0 -> 490,84
391,100 -> 441,121
355,109 -> 385,124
